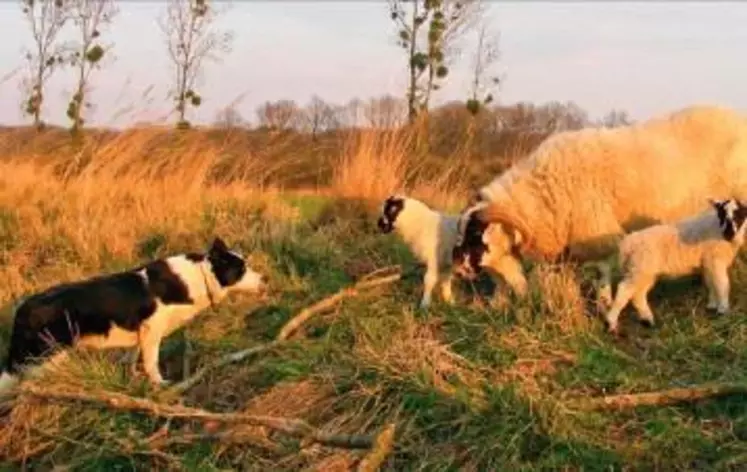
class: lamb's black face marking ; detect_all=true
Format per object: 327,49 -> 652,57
453,212 -> 489,279
377,196 -> 405,234
712,199 -> 747,242
207,237 -> 248,287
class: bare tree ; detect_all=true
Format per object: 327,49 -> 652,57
600,109 -> 632,128
255,100 -> 300,131
19,0 -> 70,129
160,0 -> 233,129
466,22 -> 500,117
214,105 -> 245,129
388,0 -> 483,123
364,95 -> 408,129
66,0 -> 118,133
302,95 -> 339,139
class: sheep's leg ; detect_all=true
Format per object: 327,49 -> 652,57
420,266 -> 439,310
604,278 -> 636,334
709,262 -> 731,315
595,260 -> 614,310
493,256 -> 528,297
630,277 -> 656,328
704,268 -> 719,312
439,272 -> 455,305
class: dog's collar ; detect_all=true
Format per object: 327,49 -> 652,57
199,262 -> 219,309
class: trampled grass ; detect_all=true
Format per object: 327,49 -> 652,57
0,126 -> 746,470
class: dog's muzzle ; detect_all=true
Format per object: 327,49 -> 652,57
377,216 -> 393,233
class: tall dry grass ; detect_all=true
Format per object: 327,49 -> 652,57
0,124 -> 481,306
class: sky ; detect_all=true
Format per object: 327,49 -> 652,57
1,1 -> 746,128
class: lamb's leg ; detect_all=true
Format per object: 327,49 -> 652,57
604,278 -> 636,334
439,272 -> 455,305
420,266 -> 439,310
138,319 -> 169,386
629,277 -> 656,328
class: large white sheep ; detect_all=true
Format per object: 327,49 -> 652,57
452,105 -> 747,309
376,195 -> 462,308
604,198 -> 747,334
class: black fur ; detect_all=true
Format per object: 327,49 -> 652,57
377,196 -> 405,233
452,212 -> 489,277
2,237 -> 241,375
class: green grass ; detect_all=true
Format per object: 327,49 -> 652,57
2,194 -> 747,470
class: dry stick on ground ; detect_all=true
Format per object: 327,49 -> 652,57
167,341 -> 281,395
356,422 -> 397,472
277,269 -> 402,341
168,267 -> 402,395
570,382 -> 747,411
19,384 -> 375,449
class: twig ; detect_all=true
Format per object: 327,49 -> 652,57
167,342 -> 280,395
570,382 -> 747,411
168,267 -> 401,395
277,271 -> 402,341
356,422 -> 397,472
19,384 -> 375,450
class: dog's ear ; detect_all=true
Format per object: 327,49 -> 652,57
209,237 -> 228,254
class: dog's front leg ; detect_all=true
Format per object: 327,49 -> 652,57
138,321 -> 168,386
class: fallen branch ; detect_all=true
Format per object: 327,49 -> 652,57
168,267 -> 401,395
277,269 -> 402,341
19,384 -> 375,450
356,422 -> 397,472
570,382 -> 747,411
167,341 -> 280,395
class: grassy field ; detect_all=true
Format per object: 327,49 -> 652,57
1,126 -> 747,471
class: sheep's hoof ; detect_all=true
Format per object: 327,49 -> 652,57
638,318 -> 655,329
604,320 -> 619,335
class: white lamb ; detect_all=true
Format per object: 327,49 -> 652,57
376,195 -> 461,309
604,198 -> 747,334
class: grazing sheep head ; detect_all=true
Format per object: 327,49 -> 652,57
377,195 -> 406,233
710,197 -> 747,242
452,203 -> 525,280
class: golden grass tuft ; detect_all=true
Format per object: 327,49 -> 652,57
531,263 -> 591,334
354,312 -> 488,408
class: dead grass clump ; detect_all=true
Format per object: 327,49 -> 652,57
332,129 -> 414,201
531,263 -> 590,334
354,312 -> 488,409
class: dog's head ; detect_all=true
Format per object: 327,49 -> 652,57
207,237 -> 268,293
376,195 -> 406,234
710,198 -> 747,242
452,202 -> 525,280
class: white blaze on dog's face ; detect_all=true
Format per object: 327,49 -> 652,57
207,238 -> 268,293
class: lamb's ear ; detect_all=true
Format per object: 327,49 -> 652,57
209,236 -> 229,255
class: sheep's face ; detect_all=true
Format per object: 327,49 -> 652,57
453,204 -> 523,280
711,198 -> 747,242
377,196 -> 405,234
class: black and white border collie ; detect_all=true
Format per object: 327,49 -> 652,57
0,237 -> 267,394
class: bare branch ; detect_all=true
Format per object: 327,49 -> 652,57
160,0 -> 234,129
19,0 -> 70,128
66,0 -> 118,133
18,384 -> 378,449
